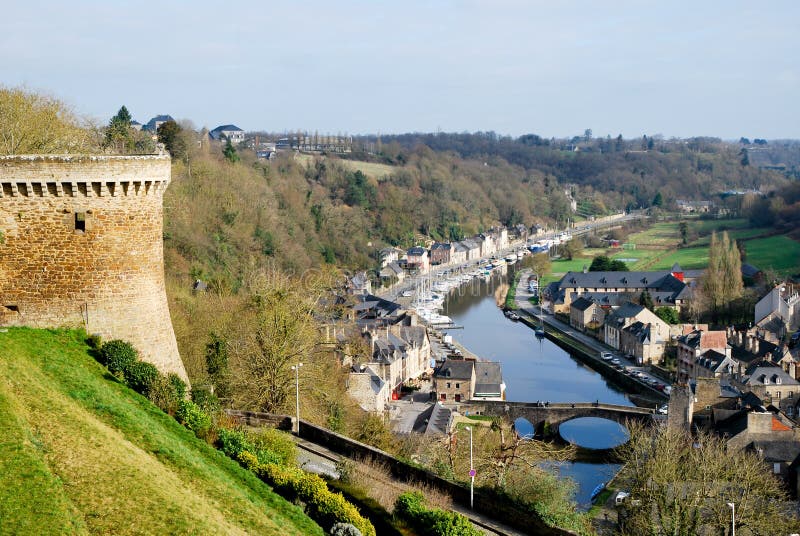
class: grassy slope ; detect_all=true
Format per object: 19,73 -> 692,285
0,328 -> 323,536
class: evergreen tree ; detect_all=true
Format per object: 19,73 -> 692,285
157,120 -> 186,160
639,290 -> 654,310
223,137 -> 239,163
104,105 -> 136,153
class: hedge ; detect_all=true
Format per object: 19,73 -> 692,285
394,492 -> 481,536
238,451 -> 376,536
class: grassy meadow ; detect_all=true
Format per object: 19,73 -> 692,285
548,217 -> 800,279
0,328 -> 323,536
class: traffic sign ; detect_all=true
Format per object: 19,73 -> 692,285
469,469 -> 476,477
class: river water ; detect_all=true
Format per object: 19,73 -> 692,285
442,266 -> 627,509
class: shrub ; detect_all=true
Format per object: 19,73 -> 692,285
100,339 -> 138,378
124,361 -> 160,397
330,522 -> 362,536
217,428 -> 253,459
191,384 -> 220,414
176,400 -> 212,439
148,373 -> 183,415
257,463 -> 375,536
250,428 -> 297,467
394,492 -> 481,536
168,373 -> 187,399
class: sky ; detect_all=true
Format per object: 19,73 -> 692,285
2,1 -> 798,139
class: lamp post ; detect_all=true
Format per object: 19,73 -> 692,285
464,426 -> 474,509
291,363 -> 303,433
727,502 -> 735,536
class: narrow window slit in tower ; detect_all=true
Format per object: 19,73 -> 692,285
75,212 -> 86,232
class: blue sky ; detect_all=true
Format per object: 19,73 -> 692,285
2,1 -> 798,139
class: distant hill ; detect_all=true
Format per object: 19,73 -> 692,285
0,328 -> 323,536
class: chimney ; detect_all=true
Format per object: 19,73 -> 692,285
754,338 -> 760,354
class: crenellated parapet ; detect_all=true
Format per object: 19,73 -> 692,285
0,154 -> 188,382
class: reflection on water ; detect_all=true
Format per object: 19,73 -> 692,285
540,461 -> 623,511
443,268 -> 630,508
444,270 -> 632,405
559,417 -> 630,450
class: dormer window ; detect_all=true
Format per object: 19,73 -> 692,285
775,376 -> 782,385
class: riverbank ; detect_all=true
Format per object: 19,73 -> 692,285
512,269 -> 667,407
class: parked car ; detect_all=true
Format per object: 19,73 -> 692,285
658,404 -> 669,415
600,352 -> 613,361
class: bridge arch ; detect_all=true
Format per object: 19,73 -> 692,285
465,401 -> 655,431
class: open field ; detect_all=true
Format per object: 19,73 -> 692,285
295,153 -> 397,180
0,328 -> 322,536
550,218 -> 800,279
742,236 -> 800,275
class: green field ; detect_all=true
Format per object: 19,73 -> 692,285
550,219 -> 800,279
742,235 -> 800,274
296,153 -> 397,180
0,328 -> 322,536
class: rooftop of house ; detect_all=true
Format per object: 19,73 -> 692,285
623,321 -> 663,344
434,359 -> 474,380
559,270 -> 684,291
742,364 -> 800,387
570,296 -> 595,312
695,349 -> 735,373
380,261 -> 404,276
678,329 -> 729,350
452,242 -> 468,252
142,114 -> 174,131
407,246 -> 427,256
431,242 -> 451,251
741,263 -> 762,278
569,292 -> 623,307
606,302 -> 646,325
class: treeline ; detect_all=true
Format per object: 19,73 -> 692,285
358,132 -> 789,212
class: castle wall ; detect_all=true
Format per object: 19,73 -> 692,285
0,155 -> 188,382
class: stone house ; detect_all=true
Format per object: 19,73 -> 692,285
430,242 -> 451,266
459,239 -> 482,261
569,296 -> 605,332
348,365 -> 390,413
347,271 -> 372,295
693,349 -> 738,380
433,359 -> 505,403
551,268 -> 690,314
451,242 -> 468,265
755,283 -> 800,339
380,261 -> 405,285
603,302 -> 666,352
406,246 -> 429,273
434,360 -> 474,403
735,364 -> 800,414
361,325 -> 432,401
676,329 -> 731,383
379,247 -> 405,268
619,319 -> 669,365
209,124 -> 245,144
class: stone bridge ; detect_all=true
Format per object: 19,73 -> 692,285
465,401 -> 655,429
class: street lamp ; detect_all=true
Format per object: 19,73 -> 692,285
464,425 -> 474,509
727,502 -> 735,536
291,363 -> 303,433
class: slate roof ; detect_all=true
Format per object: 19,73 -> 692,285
142,115 -> 174,131
606,302 -> 646,326
380,261 -> 404,277
742,263 -> 762,278
434,359 -> 474,380
743,364 -> 799,388
571,296 -> 595,312
407,246 -> 427,256
570,292 -> 623,306
209,124 -> 244,140
431,242 -> 451,251
452,242 -> 468,253
622,321 -> 663,344
473,362 -> 503,397
695,349 -> 736,374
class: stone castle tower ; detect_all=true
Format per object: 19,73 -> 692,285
0,155 -> 188,382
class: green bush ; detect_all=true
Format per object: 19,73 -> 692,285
124,361 -> 160,396
191,384 -> 220,414
100,339 -> 138,378
86,333 -> 103,350
218,428 -> 253,459
330,522 -> 362,536
176,400 -> 212,439
147,373 -> 184,415
394,492 -> 481,536
250,428 -> 297,467
255,462 -> 375,536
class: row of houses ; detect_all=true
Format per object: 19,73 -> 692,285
129,114 -> 246,144
379,227 -> 511,279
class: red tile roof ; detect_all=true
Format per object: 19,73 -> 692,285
700,331 -> 728,349
772,417 -> 791,432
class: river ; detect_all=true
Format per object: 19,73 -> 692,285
442,266 -> 627,509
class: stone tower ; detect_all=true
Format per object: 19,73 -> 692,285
0,155 -> 188,382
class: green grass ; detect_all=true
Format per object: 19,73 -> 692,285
648,247 -> 710,270
0,328 -> 323,536
742,235 -> 800,275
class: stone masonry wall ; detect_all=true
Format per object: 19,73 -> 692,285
0,155 -> 188,382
